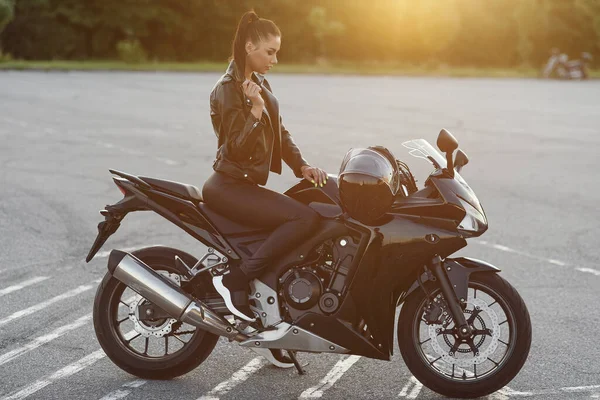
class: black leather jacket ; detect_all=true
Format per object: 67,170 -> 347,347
209,61 -> 309,186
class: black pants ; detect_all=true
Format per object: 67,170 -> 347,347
202,171 -> 319,280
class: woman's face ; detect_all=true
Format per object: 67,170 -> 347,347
246,35 -> 281,74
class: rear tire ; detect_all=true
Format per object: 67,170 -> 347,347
93,247 -> 219,379
398,273 -> 531,398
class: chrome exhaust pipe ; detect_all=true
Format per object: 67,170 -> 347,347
107,250 -> 246,341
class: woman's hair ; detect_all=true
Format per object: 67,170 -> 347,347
231,11 -> 281,70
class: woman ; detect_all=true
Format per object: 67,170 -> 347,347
203,11 -> 328,321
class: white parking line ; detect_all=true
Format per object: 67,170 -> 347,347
0,350 -> 106,400
197,357 -> 266,400
0,331 -> 137,400
548,259 -> 566,266
0,314 -> 92,366
493,384 -> 600,397
0,284 -> 93,327
98,380 -> 147,400
473,240 -> 600,278
0,277 -> 49,297
155,157 -> 178,166
563,385 -> 600,393
474,240 -> 556,264
299,355 -> 361,399
398,376 -> 423,398
576,267 -> 600,276
0,293 -> 135,367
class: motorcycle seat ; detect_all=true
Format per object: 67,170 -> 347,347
198,202 -> 270,236
139,176 -> 203,202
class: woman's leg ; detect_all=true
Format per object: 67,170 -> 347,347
202,172 -> 320,318
203,172 -> 320,276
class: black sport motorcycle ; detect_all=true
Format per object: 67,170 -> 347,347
87,129 -> 531,398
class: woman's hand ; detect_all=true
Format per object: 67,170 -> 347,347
301,166 -> 328,187
242,79 -> 265,109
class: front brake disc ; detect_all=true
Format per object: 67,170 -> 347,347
427,296 -> 501,367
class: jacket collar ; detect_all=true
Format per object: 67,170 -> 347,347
226,60 -> 265,86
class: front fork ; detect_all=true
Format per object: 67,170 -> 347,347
430,256 -> 473,340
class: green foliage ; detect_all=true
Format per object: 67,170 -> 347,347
0,0 -> 599,67
308,6 -> 345,60
0,0 -> 15,34
116,38 -> 147,63
0,47 -> 11,62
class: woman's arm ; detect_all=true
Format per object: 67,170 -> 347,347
217,81 -> 265,159
281,119 -> 327,186
280,117 -> 310,178
262,78 -> 327,185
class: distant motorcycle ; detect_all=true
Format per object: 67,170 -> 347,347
86,129 -> 532,398
541,51 -> 592,80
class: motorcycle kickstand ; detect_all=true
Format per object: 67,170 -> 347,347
287,350 -> 306,375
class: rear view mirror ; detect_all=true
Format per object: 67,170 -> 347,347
437,129 -> 459,154
455,149 -> 469,172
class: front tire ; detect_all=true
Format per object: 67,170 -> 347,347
93,247 -> 219,379
398,273 -> 531,398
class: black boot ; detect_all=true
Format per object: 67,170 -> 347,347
213,267 -> 255,321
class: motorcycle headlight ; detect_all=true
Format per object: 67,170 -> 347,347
457,198 -> 487,236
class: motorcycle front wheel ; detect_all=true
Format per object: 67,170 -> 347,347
398,272 -> 531,398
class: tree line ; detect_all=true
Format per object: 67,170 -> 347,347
1,0 -> 598,67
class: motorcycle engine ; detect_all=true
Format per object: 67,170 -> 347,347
278,236 -> 356,321
281,269 -> 322,310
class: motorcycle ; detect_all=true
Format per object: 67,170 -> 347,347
86,129 -> 531,398
541,51 -> 593,80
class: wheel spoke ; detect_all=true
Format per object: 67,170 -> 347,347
467,308 -> 482,325
487,357 -> 499,367
143,338 -> 149,355
164,336 -> 168,356
437,329 -> 454,336
119,300 -> 130,308
451,364 -> 455,378
126,333 -> 141,343
473,328 -> 493,337
172,334 -> 187,345
488,300 -> 497,307
429,356 -> 442,365
498,338 -> 509,346
474,363 -> 477,379
466,339 -> 479,356
449,339 -> 461,355
419,337 -> 432,345
117,317 -> 129,325
499,319 -> 508,326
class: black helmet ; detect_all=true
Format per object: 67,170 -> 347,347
338,147 -> 400,224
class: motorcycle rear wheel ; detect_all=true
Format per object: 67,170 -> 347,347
93,247 -> 219,379
398,272 -> 531,398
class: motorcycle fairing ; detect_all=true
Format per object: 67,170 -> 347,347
281,180 -> 469,359
336,215 -> 466,359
